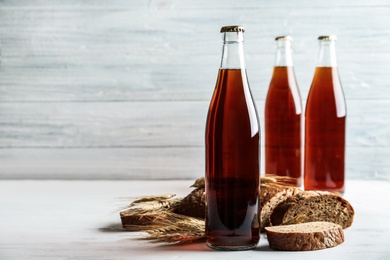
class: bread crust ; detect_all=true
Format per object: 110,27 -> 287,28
270,191 -> 354,229
175,187 -> 205,218
265,222 -> 345,251
259,183 -> 289,208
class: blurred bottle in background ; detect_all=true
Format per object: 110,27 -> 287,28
265,36 -> 302,187
304,35 -> 346,194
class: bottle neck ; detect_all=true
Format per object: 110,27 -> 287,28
317,40 -> 337,67
274,40 -> 293,67
220,31 -> 246,69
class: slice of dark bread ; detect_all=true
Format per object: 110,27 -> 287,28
260,182 -> 291,209
260,185 -> 301,230
270,190 -> 354,229
265,221 -> 344,251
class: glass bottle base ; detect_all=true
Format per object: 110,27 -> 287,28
206,242 -> 258,251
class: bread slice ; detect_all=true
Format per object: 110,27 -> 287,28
260,182 -> 290,209
270,190 -> 354,229
265,221 -> 344,251
260,185 -> 301,230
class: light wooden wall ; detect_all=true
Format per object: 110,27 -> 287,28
0,0 -> 389,180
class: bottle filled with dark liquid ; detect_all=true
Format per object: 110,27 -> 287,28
265,36 -> 302,187
304,35 -> 346,194
205,25 -> 260,251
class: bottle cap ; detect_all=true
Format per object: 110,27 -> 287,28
318,35 -> 337,41
275,35 -> 293,41
220,25 -> 245,33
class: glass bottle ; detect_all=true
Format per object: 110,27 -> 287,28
264,36 -> 302,187
304,35 -> 346,194
205,25 -> 260,251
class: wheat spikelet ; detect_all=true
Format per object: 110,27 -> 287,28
124,197 -> 182,215
144,231 -> 205,244
261,174 -> 297,186
132,198 -> 182,213
130,194 -> 176,206
142,212 -> 205,244
124,211 -> 205,244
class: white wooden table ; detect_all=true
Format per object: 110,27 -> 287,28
0,179 -> 389,259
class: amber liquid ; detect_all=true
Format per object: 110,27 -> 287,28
304,67 -> 346,194
205,69 -> 260,250
265,66 -> 302,187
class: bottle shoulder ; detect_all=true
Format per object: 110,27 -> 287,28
266,67 -> 302,105
306,67 -> 346,117
308,67 -> 344,93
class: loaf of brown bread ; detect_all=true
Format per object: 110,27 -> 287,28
270,190 -> 354,229
175,187 -> 205,219
265,221 -> 344,251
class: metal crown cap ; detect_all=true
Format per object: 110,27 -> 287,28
318,35 -> 337,41
275,35 -> 293,41
220,25 -> 245,33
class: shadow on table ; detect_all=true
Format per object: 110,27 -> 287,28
155,243 -> 274,252
98,223 -> 273,252
99,223 -> 128,232
144,242 -> 273,252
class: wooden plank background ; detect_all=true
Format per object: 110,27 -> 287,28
0,0 -> 389,180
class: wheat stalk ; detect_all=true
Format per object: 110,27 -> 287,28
124,211 -> 205,244
142,213 -> 205,244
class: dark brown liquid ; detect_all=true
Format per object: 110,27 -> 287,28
265,66 -> 302,187
304,67 -> 346,193
205,69 -> 260,250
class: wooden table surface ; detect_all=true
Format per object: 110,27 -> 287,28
0,179 -> 389,259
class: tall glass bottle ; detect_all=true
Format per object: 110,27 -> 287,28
205,25 -> 260,251
264,36 -> 302,187
304,35 -> 346,194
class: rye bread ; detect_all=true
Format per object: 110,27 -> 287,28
270,190 -> 354,229
260,182 -> 290,209
175,187 -> 205,219
260,185 -> 301,230
265,221 -> 344,251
